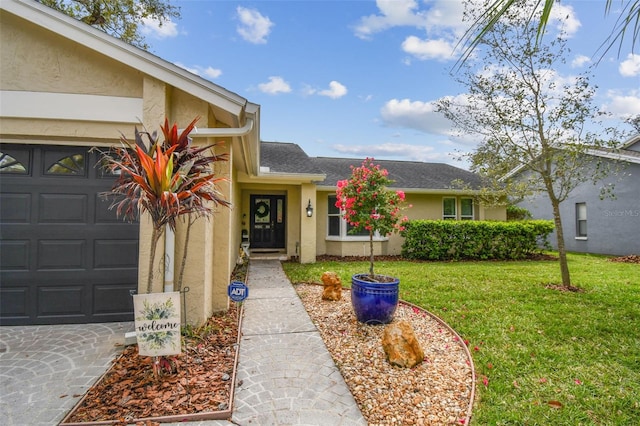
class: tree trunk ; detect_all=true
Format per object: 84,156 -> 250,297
146,226 -> 164,294
369,231 -> 374,277
175,215 -> 194,292
550,199 -> 572,287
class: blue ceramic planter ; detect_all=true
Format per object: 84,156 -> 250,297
351,274 -> 399,325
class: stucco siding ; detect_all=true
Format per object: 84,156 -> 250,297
518,160 -> 640,256
1,12 -> 141,97
316,191 -> 502,257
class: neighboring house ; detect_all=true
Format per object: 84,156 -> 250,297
515,134 -> 640,256
0,0 -> 503,326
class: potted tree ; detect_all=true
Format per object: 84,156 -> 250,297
335,158 -> 409,324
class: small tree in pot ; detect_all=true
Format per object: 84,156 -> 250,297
335,158 -> 409,323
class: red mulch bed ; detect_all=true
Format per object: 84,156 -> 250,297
61,304 -> 240,425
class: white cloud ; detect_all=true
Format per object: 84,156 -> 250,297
174,62 -> 200,75
571,54 -> 591,68
401,36 -> 455,61
140,17 -> 178,39
258,76 -> 291,95
619,54 -> 640,77
174,63 -> 222,80
203,67 -> 222,79
380,98 -> 452,135
236,7 -> 273,44
353,0 -> 428,40
353,0 -> 468,62
549,3 -> 581,37
319,81 -> 348,99
332,142 -> 442,162
602,90 -> 640,118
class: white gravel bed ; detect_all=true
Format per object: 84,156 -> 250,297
294,283 -> 475,426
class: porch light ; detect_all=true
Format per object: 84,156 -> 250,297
306,199 -> 313,217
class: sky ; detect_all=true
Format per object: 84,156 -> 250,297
138,0 -> 640,169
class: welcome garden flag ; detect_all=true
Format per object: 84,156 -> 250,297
133,292 -> 182,356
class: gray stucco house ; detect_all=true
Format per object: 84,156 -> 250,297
516,134 -> 640,256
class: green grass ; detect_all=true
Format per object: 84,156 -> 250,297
282,253 -> 640,425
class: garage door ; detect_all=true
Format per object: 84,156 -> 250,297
0,144 -> 139,325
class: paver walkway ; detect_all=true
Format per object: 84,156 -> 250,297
0,322 -> 133,425
0,260 -> 366,425
230,259 -> 366,425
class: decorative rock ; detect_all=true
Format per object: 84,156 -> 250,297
321,271 -> 342,301
382,320 -> 425,368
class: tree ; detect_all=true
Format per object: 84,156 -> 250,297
437,3 -> 625,289
335,158 -> 409,278
459,0 -> 639,66
100,118 -> 230,294
37,0 -> 180,50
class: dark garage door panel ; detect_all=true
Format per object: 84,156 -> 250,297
0,144 -> 139,325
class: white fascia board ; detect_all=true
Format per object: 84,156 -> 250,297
315,185 -> 482,195
584,148 -> 640,165
621,133 -> 640,150
239,172 -> 326,184
3,0 -> 247,117
0,91 -> 142,123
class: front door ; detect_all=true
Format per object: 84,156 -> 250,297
250,195 -> 285,249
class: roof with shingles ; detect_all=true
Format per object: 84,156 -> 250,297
260,141 -> 325,175
260,141 -> 484,189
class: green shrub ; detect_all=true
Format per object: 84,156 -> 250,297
400,220 -> 554,260
506,205 -> 532,221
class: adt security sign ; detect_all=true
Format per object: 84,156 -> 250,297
228,281 -> 248,302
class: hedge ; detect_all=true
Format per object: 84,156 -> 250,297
400,220 -> 554,261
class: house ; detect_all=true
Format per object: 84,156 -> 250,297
515,134 -> 640,256
0,0 -> 504,326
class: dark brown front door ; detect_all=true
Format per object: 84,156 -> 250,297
250,195 -> 285,249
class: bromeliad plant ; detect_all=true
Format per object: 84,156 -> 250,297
335,158 -> 410,279
101,117 -> 230,294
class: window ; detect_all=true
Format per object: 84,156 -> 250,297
443,198 -> 456,220
460,198 -> 474,220
576,203 -> 587,238
327,195 -> 372,239
328,195 -> 341,236
45,153 -> 86,175
0,151 -> 28,174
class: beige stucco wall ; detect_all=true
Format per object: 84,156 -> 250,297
315,191 -> 507,257
1,10 -> 241,326
0,12 -> 140,142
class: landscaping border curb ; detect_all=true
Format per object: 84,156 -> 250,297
59,303 -> 244,425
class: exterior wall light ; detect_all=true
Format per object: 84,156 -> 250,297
306,199 -> 313,217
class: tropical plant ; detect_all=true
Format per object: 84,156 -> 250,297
100,117 -> 230,294
335,158 -> 409,279
458,0 -> 639,67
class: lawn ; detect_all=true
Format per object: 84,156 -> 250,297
282,253 -> 640,425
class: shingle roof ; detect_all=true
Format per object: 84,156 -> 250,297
260,141 -> 484,190
260,141 -> 325,175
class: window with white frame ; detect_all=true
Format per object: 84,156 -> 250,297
460,198 -> 474,220
443,197 -> 457,220
328,195 -> 371,238
576,202 -> 587,238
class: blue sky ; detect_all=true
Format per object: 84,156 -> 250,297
140,0 -> 640,168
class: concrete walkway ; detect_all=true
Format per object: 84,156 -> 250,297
0,260 -> 365,425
